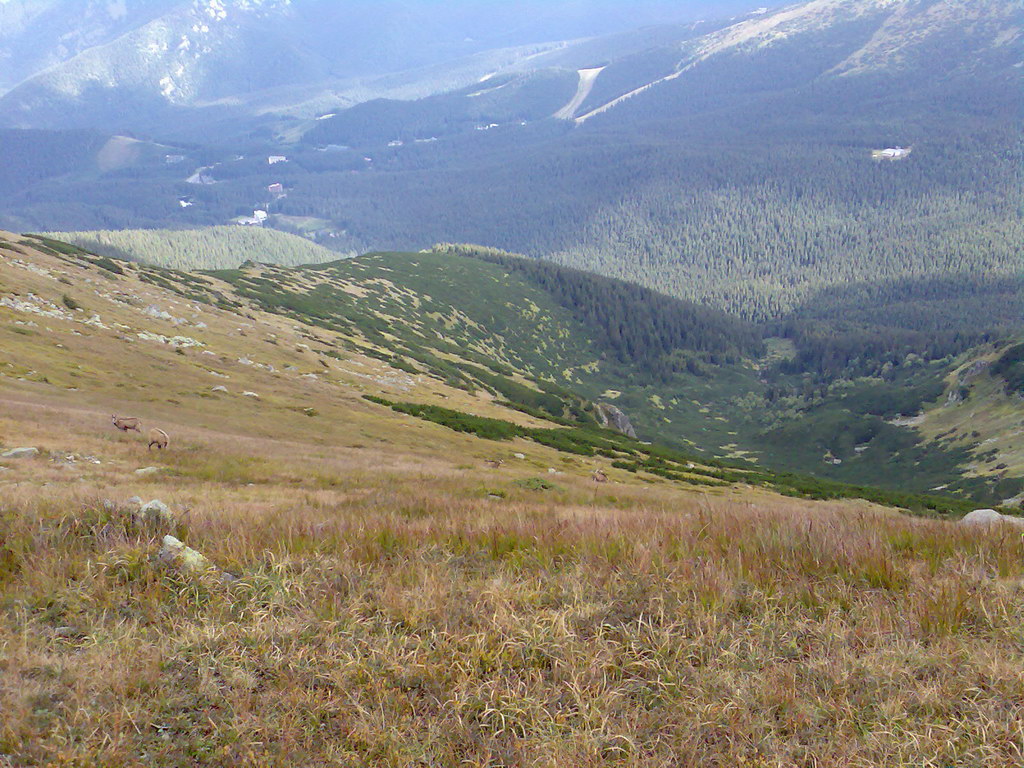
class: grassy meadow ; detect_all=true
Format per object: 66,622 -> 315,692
3,406 -> 1024,766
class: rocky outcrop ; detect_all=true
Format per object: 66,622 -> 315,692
946,360 -> 992,405
959,360 -> 991,384
596,403 -> 637,439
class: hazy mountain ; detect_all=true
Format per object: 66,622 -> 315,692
0,0 -> 180,94
0,0 -> 760,134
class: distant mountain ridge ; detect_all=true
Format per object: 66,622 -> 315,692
0,0 -> 761,135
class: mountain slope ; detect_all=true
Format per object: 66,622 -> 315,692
290,0 -> 1023,322
4,234 -> 1024,765
0,0 -> 181,95
5,231 -> 1011,510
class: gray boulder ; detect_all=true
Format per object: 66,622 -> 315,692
2,447 -> 39,459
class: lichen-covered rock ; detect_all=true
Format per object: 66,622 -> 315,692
2,447 -> 39,459
158,535 -> 212,572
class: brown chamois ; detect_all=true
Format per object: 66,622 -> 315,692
483,459 -> 504,469
148,428 -> 170,451
111,415 -> 142,433
592,469 -> 608,484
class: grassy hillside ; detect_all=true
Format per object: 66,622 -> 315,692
911,343 -> 1024,496
3,231 -> 1018,508
1,232 -> 998,511
176,242 -> 1016,504
3,233 -> 1024,766
46,227 -> 349,271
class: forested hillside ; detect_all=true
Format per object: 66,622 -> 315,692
0,129 -> 107,196
47,227 -> 346,270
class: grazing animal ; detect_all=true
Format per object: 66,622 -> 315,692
592,469 -> 608,484
111,415 -> 142,433
484,459 -> 504,469
148,428 -> 170,451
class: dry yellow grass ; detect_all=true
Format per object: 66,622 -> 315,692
3,236 -> 1024,766
4,391 -> 1024,766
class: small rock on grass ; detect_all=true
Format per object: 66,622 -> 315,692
158,535 -> 235,581
159,535 -> 210,572
138,499 -> 174,525
135,467 -> 161,477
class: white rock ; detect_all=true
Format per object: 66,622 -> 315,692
960,509 -> 1024,528
212,385 -> 229,393
135,467 -> 161,477
514,453 -> 526,460
242,391 -> 260,399
1,447 -> 39,459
